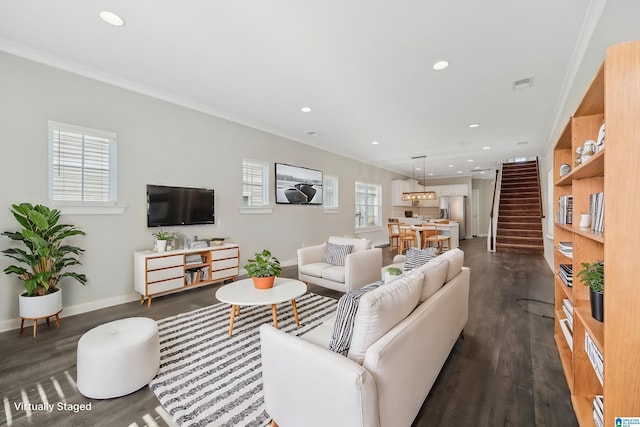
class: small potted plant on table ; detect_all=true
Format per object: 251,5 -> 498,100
152,229 -> 174,252
244,249 -> 282,289
577,260 -> 604,322
384,266 -> 403,283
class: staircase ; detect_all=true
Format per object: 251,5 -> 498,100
496,160 -> 544,255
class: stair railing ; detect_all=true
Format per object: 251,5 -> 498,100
535,157 -> 544,219
487,167 -> 502,252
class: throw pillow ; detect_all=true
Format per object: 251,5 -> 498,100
328,280 -> 384,355
322,242 -> 353,266
403,247 -> 437,270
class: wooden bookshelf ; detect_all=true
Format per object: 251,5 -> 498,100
553,40 -> 640,426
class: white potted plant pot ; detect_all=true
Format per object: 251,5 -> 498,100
19,288 -> 62,319
156,240 -> 167,252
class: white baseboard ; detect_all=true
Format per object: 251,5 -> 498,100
1,259 -> 303,333
0,292 -> 140,333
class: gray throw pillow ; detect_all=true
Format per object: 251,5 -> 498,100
322,242 -> 353,266
328,281 -> 384,355
403,247 -> 437,270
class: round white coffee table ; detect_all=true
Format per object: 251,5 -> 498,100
215,277 -> 307,336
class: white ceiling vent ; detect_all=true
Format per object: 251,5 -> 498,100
513,77 -> 533,90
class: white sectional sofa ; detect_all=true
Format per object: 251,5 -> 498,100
260,248 -> 469,427
297,236 -> 383,292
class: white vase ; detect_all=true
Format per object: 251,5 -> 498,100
19,288 -> 62,319
579,213 -> 592,228
156,240 -> 167,252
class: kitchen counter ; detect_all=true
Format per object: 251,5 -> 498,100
391,218 -> 459,249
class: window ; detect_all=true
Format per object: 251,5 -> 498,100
242,159 -> 269,206
355,182 -> 382,228
48,121 -> 116,204
323,175 -> 339,209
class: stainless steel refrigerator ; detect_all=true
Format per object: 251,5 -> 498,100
439,195 -> 467,239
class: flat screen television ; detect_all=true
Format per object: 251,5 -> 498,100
275,163 -> 323,205
147,185 -> 215,227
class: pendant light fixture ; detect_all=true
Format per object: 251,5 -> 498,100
401,155 -> 437,201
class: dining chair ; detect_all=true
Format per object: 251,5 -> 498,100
387,222 -> 401,253
398,225 -> 417,254
422,224 -> 451,254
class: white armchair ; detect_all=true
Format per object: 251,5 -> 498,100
297,236 -> 383,292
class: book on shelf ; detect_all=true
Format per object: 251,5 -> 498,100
558,195 -> 573,225
585,332 -> 604,386
593,395 -> 604,427
589,192 -> 605,233
185,254 -> 204,264
562,299 -> 573,330
559,318 -> 573,351
558,242 -> 573,258
200,266 -> 209,281
558,242 -> 573,250
558,264 -> 573,287
562,298 -> 573,314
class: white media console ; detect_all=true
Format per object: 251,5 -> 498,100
134,243 -> 239,307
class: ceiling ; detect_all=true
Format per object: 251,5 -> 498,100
0,1 -> 619,178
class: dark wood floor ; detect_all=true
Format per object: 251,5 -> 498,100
0,238 -> 577,427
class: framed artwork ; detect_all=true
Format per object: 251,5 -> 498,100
275,163 -> 323,205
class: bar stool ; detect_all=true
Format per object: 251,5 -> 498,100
398,225 -> 417,254
387,222 -> 401,253
422,225 -> 451,254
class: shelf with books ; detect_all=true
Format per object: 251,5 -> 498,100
574,305 -> 604,352
553,41 -> 640,426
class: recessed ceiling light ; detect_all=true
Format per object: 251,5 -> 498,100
448,164 -> 454,168
467,159 -> 474,162
482,146 -> 491,150
371,141 -> 379,145
100,11 -> 125,26
480,171 -> 485,174
432,60 -> 449,71
457,171 -> 463,174
428,173 -> 434,176
301,107 -> 312,113
468,123 -> 480,128
475,166 -> 480,169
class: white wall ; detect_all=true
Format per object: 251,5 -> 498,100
0,52 -> 404,328
540,0 -> 640,270
472,178 -> 496,237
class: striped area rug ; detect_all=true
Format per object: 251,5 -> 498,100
150,292 -> 337,427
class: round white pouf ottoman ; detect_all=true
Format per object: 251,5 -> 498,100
77,317 -> 160,399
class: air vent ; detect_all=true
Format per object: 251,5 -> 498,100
513,77 -> 533,90
517,141 -> 529,146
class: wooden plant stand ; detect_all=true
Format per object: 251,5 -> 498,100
20,310 -> 62,338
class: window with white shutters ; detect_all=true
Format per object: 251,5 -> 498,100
48,121 -> 116,204
242,159 -> 269,206
323,175 -> 339,208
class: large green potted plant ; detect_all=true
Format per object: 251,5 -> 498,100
577,260 -> 604,322
244,249 -> 281,289
2,203 -> 87,319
